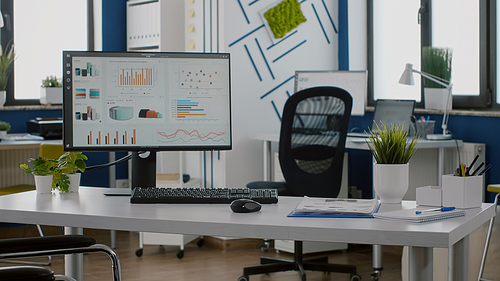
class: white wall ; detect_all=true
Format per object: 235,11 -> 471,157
223,0 -> 340,187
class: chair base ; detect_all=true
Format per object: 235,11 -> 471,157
240,241 -> 360,281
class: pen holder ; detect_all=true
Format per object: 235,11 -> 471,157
442,174 -> 483,209
414,120 -> 435,139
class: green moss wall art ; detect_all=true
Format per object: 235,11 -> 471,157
264,0 -> 307,39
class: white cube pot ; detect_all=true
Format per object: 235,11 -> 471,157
34,174 -> 53,194
373,163 -> 409,204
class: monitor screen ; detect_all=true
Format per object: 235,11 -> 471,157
62,51 -> 232,152
371,99 -> 415,132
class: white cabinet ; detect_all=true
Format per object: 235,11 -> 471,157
126,0 -> 185,51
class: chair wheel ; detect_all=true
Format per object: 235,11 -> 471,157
260,244 -> 268,252
197,238 -> 204,247
176,250 -> 184,259
351,274 -> 361,281
135,248 -> 143,257
260,239 -> 270,252
238,275 -> 249,281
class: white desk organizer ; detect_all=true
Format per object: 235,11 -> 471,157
416,186 -> 442,207
442,174 -> 483,209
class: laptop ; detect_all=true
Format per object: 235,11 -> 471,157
348,99 -> 416,138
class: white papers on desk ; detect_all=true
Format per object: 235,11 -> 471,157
373,208 -> 466,223
1,134 -> 44,141
292,196 -> 379,216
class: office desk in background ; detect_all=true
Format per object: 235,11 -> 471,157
0,187 -> 494,281
0,135 -> 62,188
252,134 -> 463,190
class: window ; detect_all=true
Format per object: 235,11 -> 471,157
369,0 -> 496,109
371,0 -> 422,102
1,0 -> 89,106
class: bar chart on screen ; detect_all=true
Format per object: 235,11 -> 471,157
85,129 -> 137,145
119,67 -> 154,86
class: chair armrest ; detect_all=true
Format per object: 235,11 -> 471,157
0,235 -> 96,254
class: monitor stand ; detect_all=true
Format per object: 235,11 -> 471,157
131,151 -> 157,189
104,151 -> 156,196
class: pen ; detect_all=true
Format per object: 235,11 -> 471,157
416,207 -> 455,215
478,164 -> 492,176
471,162 -> 485,176
466,155 -> 479,176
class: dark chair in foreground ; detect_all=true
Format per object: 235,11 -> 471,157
0,235 -> 121,281
242,87 -> 359,281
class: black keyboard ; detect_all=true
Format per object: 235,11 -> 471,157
130,187 -> 278,204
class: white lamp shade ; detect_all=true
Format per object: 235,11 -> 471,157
398,63 -> 415,85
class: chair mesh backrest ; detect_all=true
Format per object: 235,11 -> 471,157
279,87 -> 352,198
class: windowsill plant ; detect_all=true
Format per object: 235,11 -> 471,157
421,47 -> 453,111
40,75 -> 63,105
0,120 -> 10,138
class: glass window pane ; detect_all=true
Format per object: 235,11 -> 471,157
432,0 -> 479,96
373,0 -> 421,101
13,0 -> 87,100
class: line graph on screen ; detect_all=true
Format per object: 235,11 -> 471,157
156,129 -> 227,144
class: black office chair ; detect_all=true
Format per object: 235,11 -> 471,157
0,235 -> 122,281
242,87 -> 359,281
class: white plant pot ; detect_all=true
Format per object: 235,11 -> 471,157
40,87 -> 63,104
0,131 -> 6,139
64,173 -> 81,193
424,88 -> 452,111
0,90 -> 5,107
373,163 -> 409,204
34,174 -> 53,194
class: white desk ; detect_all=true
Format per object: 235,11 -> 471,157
0,187 -> 494,281
252,134 -> 463,186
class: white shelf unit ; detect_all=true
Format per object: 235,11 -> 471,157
126,0 -> 185,52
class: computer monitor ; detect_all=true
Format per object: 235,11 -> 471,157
371,99 -> 415,133
62,51 -> 232,188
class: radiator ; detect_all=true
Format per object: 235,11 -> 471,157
0,148 -> 38,188
405,142 -> 486,200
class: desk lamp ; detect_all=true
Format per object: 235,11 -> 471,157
399,63 -> 453,140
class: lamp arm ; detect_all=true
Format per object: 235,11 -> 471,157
414,70 -> 451,89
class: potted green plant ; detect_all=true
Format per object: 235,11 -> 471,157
0,43 -> 15,107
54,152 -> 87,193
0,120 -> 10,139
366,122 -> 418,204
40,75 -> 63,105
422,46 -> 453,111
20,157 -> 58,194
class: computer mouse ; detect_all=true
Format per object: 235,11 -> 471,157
230,199 -> 262,213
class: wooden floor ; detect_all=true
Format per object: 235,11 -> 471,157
1,213 -> 500,281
